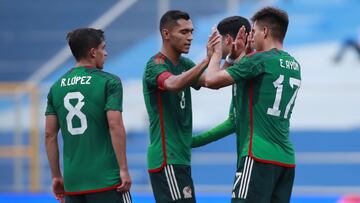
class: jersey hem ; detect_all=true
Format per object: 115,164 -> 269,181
148,163 -> 166,173
64,183 -> 121,195
249,155 -> 296,168
148,162 -> 191,173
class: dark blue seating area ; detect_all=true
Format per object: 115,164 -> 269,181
0,0 -> 226,81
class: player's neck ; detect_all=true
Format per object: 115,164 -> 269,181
263,40 -> 283,51
160,45 -> 181,65
75,58 -> 96,68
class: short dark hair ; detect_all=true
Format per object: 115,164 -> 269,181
66,28 -> 105,61
217,16 -> 251,39
159,10 -> 190,32
251,7 -> 289,42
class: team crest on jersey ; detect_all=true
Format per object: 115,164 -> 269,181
182,186 -> 192,198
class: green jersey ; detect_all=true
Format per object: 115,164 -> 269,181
143,53 -> 197,172
226,49 -> 301,167
45,66 -> 123,193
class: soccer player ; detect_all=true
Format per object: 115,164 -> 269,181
45,28 -> 132,203
191,16 -> 251,148
203,7 -> 301,202
142,10 -> 212,203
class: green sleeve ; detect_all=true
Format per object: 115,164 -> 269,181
192,101 -> 235,148
144,62 -> 168,87
104,76 -> 123,112
226,55 -> 265,82
45,88 -> 56,115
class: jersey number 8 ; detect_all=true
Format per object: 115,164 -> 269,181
64,92 -> 88,135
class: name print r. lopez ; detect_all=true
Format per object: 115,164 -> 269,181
61,76 -> 92,87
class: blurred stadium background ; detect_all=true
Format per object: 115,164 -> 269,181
1,0 -> 360,202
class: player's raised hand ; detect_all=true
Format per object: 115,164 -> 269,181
207,27 -> 221,58
52,177 -> 64,203
231,26 -> 248,60
117,169 -> 132,192
245,30 -> 254,54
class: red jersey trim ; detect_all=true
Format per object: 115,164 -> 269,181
148,90 -> 168,173
64,183 -> 121,195
154,53 -> 166,64
247,81 -> 295,168
157,71 -> 173,90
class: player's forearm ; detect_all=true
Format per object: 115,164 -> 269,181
109,125 -> 129,171
192,118 -> 235,148
164,58 -> 208,92
196,73 -> 206,87
204,52 -> 223,88
45,133 -> 62,178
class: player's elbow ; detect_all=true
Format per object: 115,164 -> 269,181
45,126 -> 58,141
45,130 -> 54,140
108,120 -> 121,132
204,77 -> 221,89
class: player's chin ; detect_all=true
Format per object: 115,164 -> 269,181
182,48 -> 190,54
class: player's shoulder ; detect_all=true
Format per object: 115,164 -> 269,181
147,52 -> 167,66
144,53 -> 170,77
278,50 -> 299,61
245,48 -> 283,62
94,69 -> 122,84
50,68 -> 74,89
246,50 -> 270,59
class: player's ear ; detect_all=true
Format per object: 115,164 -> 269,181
89,48 -> 96,58
161,28 -> 170,40
225,34 -> 233,45
263,26 -> 269,39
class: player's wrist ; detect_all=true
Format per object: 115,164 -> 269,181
225,54 -> 235,65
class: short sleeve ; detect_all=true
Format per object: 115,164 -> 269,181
145,63 -> 168,87
45,88 -> 56,115
226,56 -> 265,82
105,77 -> 123,112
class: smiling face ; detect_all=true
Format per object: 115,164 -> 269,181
166,19 -> 194,54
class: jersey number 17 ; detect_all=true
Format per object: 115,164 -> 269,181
267,75 -> 301,119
